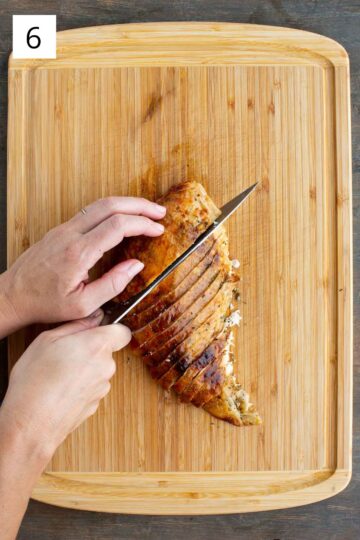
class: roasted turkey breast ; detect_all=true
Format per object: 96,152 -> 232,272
115,181 -> 260,426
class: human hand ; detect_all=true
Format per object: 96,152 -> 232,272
0,310 -> 129,458
0,196 -> 166,331
0,311 -> 130,538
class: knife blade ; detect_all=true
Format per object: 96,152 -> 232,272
101,183 -> 257,325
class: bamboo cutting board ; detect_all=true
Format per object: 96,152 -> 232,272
7,23 -> 352,514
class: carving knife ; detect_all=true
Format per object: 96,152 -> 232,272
101,183 -> 257,325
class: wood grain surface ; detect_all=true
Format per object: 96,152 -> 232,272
0,0 -> 359,538
6,22 -> 352,514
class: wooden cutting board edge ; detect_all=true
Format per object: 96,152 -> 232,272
7,22 -> 352,514
29,469 -> 351,515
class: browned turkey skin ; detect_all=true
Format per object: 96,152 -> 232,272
115,181 -> 260,426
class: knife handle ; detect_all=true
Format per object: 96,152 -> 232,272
100,301 -> 131,325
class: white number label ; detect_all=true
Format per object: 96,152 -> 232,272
13,15 -> 56,59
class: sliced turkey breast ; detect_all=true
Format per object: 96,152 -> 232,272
115,181 -> 260,426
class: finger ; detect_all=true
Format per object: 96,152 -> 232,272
73,401 -> 101,430
92,358 -> 117,381
76,385 -> 111,428
73,409 -> 98,431
94,381 -> 112,400
48,309 -> 104,339
83,259 -> 144,309
68,197 -> 166,233
85,402 -> 100,419
82,214 -> 164,267
103,359 -> 117,380
81,324 -> 132,352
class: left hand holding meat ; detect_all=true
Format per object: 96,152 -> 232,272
0,196 -> 166,337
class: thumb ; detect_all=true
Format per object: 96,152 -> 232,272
49,309 -> 104,339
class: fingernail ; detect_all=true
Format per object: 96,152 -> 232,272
90,308 -> 103,319
127,260 -> 144,278
155,204 -> 166,215
153,222 -> 164,233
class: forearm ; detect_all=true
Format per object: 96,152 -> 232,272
0,407 -> 51,539
0,272 -> 23,338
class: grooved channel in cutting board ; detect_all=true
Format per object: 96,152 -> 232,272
8,64 -> 337,473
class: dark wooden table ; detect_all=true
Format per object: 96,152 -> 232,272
0,1 -> 359,538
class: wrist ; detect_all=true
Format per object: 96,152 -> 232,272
0,405 -> 53,476
0,271 -> 27,337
